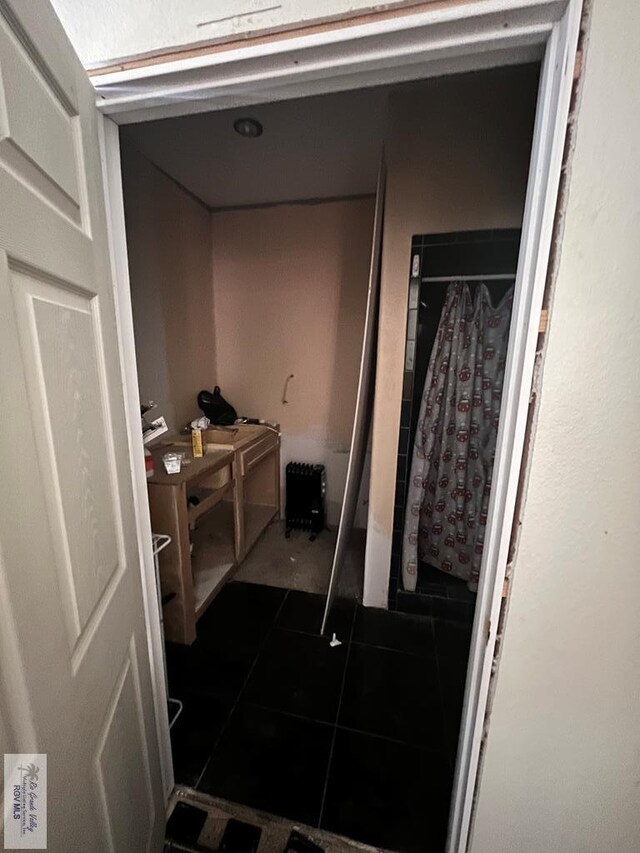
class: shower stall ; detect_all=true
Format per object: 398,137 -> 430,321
390,229 -> 522,621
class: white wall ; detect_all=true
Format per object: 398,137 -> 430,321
365,66 -> 538,607
50,0 -> 410,67
121,145 -> 215,431
210,199 -> 375,526
470,3 -> 640,851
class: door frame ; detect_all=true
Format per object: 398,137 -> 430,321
97,116 -> 175,803
95,0 -> 582,848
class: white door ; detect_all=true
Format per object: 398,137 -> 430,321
0,3 -> 165,852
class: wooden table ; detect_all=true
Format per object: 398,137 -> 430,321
148,425 -> 280,644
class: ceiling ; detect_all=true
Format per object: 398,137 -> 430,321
120,87 -> 389,209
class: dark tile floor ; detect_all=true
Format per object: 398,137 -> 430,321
395,562 -> 476,624
166,582 -> 472,853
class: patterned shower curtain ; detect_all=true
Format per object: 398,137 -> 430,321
402,282 -> 513,591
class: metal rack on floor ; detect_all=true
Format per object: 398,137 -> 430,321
152,533 -> 183,729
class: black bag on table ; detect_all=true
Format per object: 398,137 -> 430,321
197,386 -> 237,426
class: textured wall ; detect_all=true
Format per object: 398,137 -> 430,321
211,198 -> 375,525
470,2 -> 640,850
122,145 -> 215,431
50,0 -> 412,67
365,65 -> 539,606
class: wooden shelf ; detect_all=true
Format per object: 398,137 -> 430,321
244,503 -> 278,555
191,501 -> 236,618
148,425 -> 280,644
187,479 -> 234,524
148,444 -> 232,485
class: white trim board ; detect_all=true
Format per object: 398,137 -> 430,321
98,115 -> 174,803
93,1 -> 582,849
92,0 -> 566,124
447,2 -> 581,849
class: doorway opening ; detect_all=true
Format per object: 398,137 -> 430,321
119,63 -> 539,852
392,227 -> 522,621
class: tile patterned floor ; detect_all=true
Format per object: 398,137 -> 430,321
395,562 -> 476,623
166,582 -> 472,853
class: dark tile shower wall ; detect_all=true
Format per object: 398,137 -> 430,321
389,229 -> 521,612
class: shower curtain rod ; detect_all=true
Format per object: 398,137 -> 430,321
421,273 -> 516,283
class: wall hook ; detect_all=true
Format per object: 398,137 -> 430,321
282,373 -> 294,404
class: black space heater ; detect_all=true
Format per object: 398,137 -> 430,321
285,462 -> 326,540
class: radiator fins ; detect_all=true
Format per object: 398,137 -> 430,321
285,462 -> 326,534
